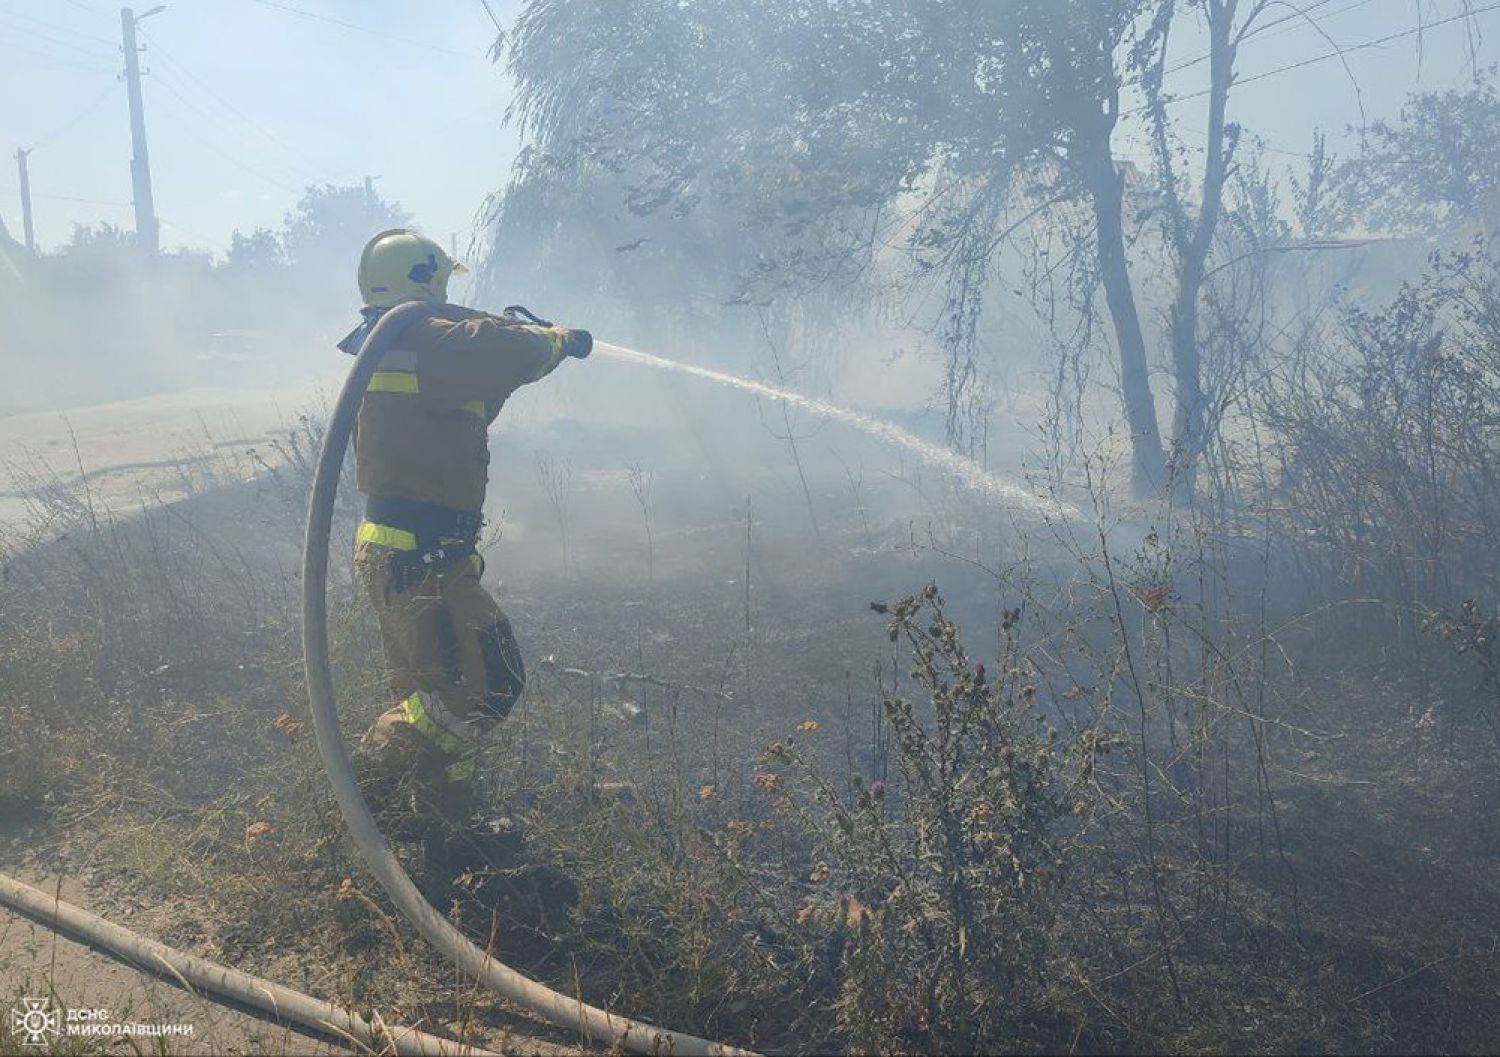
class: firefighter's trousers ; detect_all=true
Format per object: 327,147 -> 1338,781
352,527 -> 525,838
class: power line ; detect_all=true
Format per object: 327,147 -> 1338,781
1166,0 -> 1500,105
152,73 -> 305,194
0,3 -> 116,48
148,68 -> 304,195
26,84 -> 115,151
1173,121 -> 1319,159
142,32 -> 347,185
1238,0 -> 1347,43
240,0 -> 482,59
0,20 -> 116,63
157,215 -> 220,248
35,192 -> 132,207
0,37 -> 114,74
476,0 -> 503,34
21,198 -> 219,251
1165,0 -> 1373,77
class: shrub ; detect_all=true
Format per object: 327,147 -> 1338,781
790,586 -> 1075,1054
525,584 -> 1080,1054
1264,250 -> 1500,618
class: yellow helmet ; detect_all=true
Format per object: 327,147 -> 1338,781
357,228 -> 468,309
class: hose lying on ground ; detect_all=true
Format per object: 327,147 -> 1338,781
0,871 -> 503,1056
302,301 -> 753,1057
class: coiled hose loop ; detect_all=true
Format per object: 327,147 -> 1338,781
301,300 -> 752,1057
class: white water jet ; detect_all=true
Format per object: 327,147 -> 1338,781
597,342 -> 1081,522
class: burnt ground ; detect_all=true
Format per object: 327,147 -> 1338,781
1,371 -> 1498,1053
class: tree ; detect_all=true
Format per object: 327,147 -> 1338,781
494,0 -> 1293,497
57,221 -> 136,261
1336,76 -> 1500,237
225,184 -> 409,280
1138,0 -> 1279,500
211,181 -> 413,317
281,180 -> 410,302
226,227 -> 284,271
1289,130 -> 1346,240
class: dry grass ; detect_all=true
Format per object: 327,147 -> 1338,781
1,380 -> 1498,1055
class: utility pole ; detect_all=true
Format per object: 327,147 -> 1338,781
120,6 -> 164,255
14,148 -> 35,253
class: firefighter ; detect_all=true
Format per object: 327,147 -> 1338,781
338,228 -> 590,878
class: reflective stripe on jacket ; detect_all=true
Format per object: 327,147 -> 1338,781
351,304 -> 567,512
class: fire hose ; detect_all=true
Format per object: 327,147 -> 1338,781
0,303 -> 748,1056
0,871 -> 502,1056
1,297 -> 1049,1054
301,301 -> 752,1057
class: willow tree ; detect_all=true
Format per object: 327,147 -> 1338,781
492,0 -> 1280,496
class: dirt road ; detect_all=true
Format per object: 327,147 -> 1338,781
0,377 -> 338,531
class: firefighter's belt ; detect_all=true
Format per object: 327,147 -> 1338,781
360,496 -> 483,595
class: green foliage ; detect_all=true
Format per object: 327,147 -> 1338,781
279,182 -> 410,277
794,586 -> 1074,1053
2,182 -> 409,413
1289,129 -> 1347,239
490,0 -> 1169,461
1335,76 -> 1500,236
495,584 -> 1078,1053
495,0 -> 1154,299
225,227 -> 284,271
7,425 -> 1500,1051
1265,251 -> 1500,609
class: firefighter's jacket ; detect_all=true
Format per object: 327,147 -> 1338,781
346,305 -> 567,513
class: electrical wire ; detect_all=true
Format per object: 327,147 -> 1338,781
142,32 -> 348,185
157,215 -> 226,248
240,0 -> 482,59
0,21 -> 116,65
476,0 -> 504,34
1123,0 -> 1495,165
34,193 -> 131,207
0,3 -> 116,48
147,67 -> 305,195
1164,0 -> 1378,77
1236,0 -> 1346,43
1167,0 -> 1500,105
25,84 -> 116,151
0,37 -> 114,74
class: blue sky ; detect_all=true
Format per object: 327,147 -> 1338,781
0,0 -> 521,256
0,0 -> 1494,259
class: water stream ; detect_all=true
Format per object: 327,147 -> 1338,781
597,342 -> 1081,521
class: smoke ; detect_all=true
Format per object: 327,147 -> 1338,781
596,341 -> 1081,522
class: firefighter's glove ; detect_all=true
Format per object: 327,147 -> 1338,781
561,328 -> 593,360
